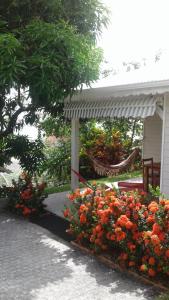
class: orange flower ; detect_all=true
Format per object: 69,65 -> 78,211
116,231 -> 126,241
129,261 -> 135,267
154,246 -> 162,256
148,201 -> 159,213
106,232 -> 112,240
148,257 -> 155,266
95,224 -> 102,233
115,227 -> 122,233
110,234 -> 116,241
158,232 -> 165,242
23,207 -> 31,216
165,250 -> 169,258
125,220 -> 133,230
133,213 -> 139,221
128,243 -> 136,252
159,199 -> 166,206
15,204 -> 21,208
21,189 -> 32,200
97,231 -> 103,238
95,238 -> 102,246
148,268 -> 156,277
164,204 -> 169,211
140,264 -> 148,272
79,204 -> 88,213
80,214 -> 87,224
117,215 -> 129,227
63,208 -> 70,218
152,223 -> 162,234
68,194 -> 75,201
146,215 -> 155,223
84,188 -> 93,195
151,234 -> 160,246
142,255 -> 148,263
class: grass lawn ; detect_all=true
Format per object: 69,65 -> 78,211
45,169 -> 142,195
155,293 -> 169,300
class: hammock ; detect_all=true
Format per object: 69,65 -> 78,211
89,148 -> 140,177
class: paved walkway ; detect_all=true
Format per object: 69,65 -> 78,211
44,177 -> 143,218
44,191 -> 69,218
0,208 -> 157,300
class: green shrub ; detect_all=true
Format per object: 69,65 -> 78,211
41,139 -> 71,185
155,293 -> 169,300
4,173 -> 47,217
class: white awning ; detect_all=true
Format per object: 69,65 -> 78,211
64,94 -> 163,119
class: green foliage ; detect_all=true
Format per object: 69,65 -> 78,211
40,118 -> 143,181
149,185 -> 163,199
102,118 -> 143,150
155,293 -> 169,300
3,173 -> 47,217
22,20 -> 103,106
40,116 -> 70,137
41,139 -> 71,184
0,33 -> 25,87
0,0 -> 109,41
0,0 -> 108,169
44,170 -> 142,195
80,119 -> 142,178
0,135 -> 44,175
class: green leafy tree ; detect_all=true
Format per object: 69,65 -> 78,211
40,116 -> 71,138
41,139 -> 71,184
0,0 -> 109,171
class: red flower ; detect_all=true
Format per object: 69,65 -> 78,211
63,208 -> 70,218
152,223 -> 162,234
80,214 -> 87,224
23,207 -> 31,216
148,257 -> 155,266
21,189 -> 32,200
165,250 -> 169,258
148,268 -> 156,277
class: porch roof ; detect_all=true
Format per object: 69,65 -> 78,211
64,94 -> 163,119
64,79 -> 169,119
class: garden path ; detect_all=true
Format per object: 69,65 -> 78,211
0,210 -> 157,300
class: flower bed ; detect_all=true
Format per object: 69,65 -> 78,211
64,185 -> 169,282
1,172 -> 47,217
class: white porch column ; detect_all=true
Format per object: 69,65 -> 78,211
160,93 -> 169,195
71,118 -> 79,190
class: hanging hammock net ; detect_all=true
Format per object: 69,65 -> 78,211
88,148 -> 140,177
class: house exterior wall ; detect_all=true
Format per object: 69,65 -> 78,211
143,114 -> 162,162
161,93 -> 169,195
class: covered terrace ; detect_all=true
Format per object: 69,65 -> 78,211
64,75 -> 169,196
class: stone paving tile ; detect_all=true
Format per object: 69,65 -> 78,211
0,212 -> 157,300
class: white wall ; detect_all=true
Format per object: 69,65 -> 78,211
161,94 -> 169,195
143,114 -> 162,162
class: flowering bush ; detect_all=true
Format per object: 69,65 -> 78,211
5,173 -> 47,217
64,185 -> 169,278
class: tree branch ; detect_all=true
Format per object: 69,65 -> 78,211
0,106 -> 30,139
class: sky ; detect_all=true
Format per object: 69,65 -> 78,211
22,0 -> 169,139
99,0 -> 169,72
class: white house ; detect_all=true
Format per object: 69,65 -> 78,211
64,66 -> 169,195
